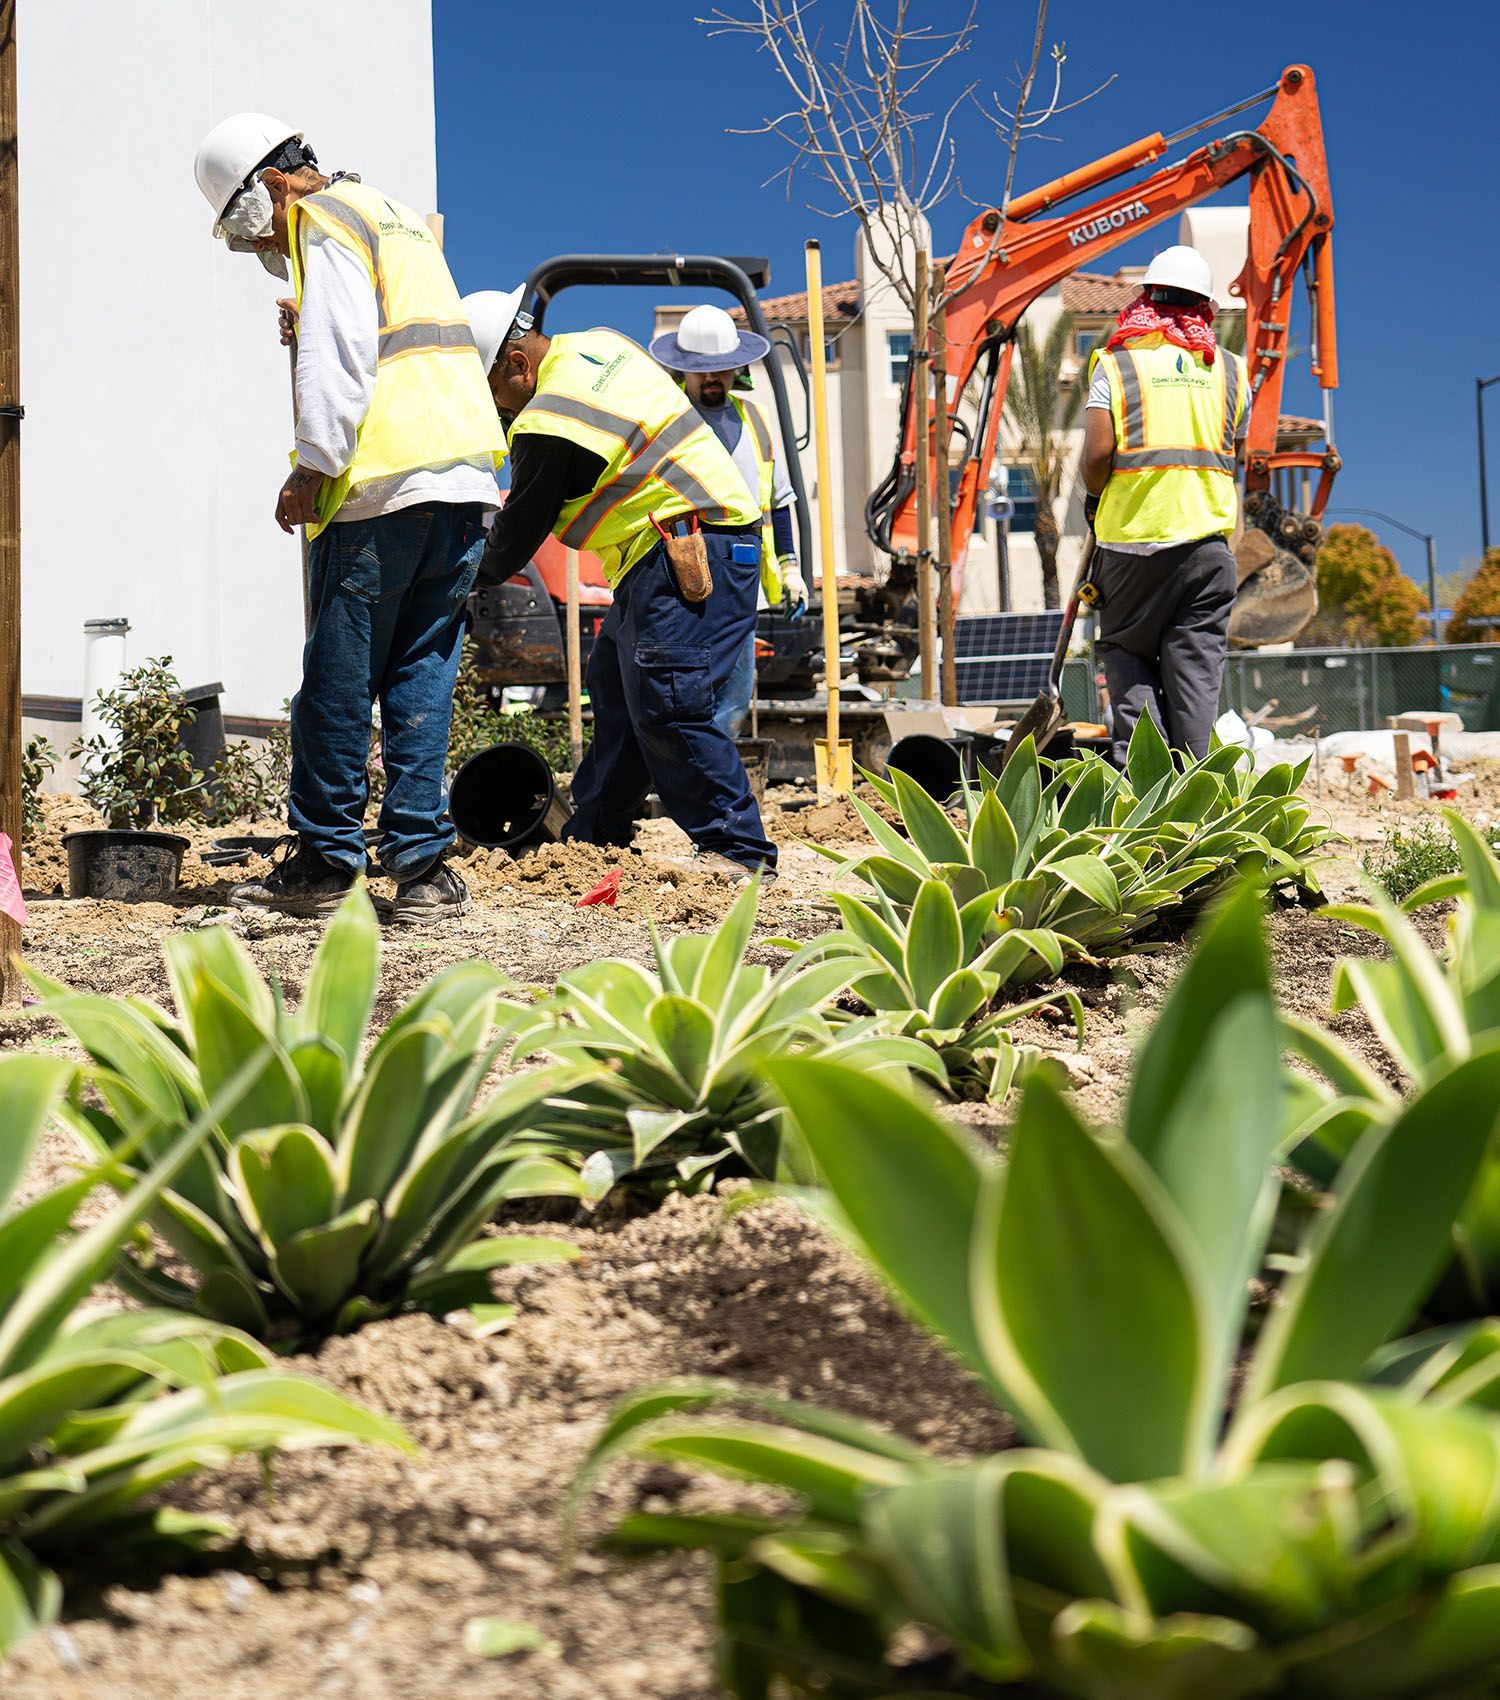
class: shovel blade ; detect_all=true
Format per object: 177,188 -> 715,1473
1000,693 -> 1066,769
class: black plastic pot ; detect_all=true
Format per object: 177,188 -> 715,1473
734,737 -> 775,807
449,742 -> 573,852
885,733 -> 967,801
64,829 -> 190,901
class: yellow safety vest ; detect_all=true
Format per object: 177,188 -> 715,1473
731,396 -> 786,604
510,329 -> 759,587
1090,338 -> 1249,546
288,180 -> 506,538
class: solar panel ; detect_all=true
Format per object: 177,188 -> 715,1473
952,611 -> 1066,705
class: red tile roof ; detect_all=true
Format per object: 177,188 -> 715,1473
1061,272 -> 1140,315
728,281 -> 860,326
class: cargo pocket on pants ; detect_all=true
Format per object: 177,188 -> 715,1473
636,644 -> 714,726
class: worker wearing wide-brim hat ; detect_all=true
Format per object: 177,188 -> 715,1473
1081,244 -> 1250,766
192,112 -> 504,923
651,305 -> 806,741
462,291 -> 776,879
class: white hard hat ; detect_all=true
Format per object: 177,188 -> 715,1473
1143,245 -> 1215,302
194,112 -> 301,229
650,302 -> 770,371
462,287 -> 528,376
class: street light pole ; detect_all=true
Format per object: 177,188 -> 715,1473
1327,507 -> 1439,644
1479,375 -> 1500,557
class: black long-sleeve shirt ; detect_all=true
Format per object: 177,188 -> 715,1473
476,432 -> 608,586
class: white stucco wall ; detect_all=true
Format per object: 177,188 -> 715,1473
18,0 -> 437,717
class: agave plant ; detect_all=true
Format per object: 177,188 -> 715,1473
505,877 -> 946,1199
1283,809 -> 1500,1320
817,720 -> 1334,981
0,1052 -> 411,1653
28,891 -> 588,1345
786,875 -> 1085,1100
578,883 -> 1500,1698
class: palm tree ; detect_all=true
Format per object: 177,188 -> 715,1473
1003,312 -> 1086,609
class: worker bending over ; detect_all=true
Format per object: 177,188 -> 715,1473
193,114 -> 502,921
464,295 -> 777,878
1081,245 -> 1249,765
650,305 -> 805,737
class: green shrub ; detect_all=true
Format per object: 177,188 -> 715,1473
0,1052 -> 411,1654
29,892 -> 589,1346
579,884 -> 1500,1698
71,658 -> 205,830
21,735 -> 56,840
1362,813 -> 1500,903
448,638 -> 587,775
506,878 -> 944,1200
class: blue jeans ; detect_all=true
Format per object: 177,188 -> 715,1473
289,502 -> 485,878
714,629 -> 756,739
565,529 -> 777,869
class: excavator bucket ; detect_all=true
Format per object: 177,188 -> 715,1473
1229,531 -> 1319,648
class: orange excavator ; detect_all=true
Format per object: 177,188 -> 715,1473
865,63 -> 1339,648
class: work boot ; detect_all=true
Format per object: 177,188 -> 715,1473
388,860 -> 470,926
229,838 -> 359,918
691,850 -> 778,886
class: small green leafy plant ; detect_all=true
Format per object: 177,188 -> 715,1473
30,891 -> 588,1345
209,731 -> 291,824
71,657 -> 205,830
506,878 -> 945,1199
792,875 -> 1084,1100
0,1052 -> 411,1654
21,735 -> 56,841
1362,813 -> 1500,903
580,884 -> 1500,1698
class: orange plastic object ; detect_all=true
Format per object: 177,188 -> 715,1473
577,869 -> 622,908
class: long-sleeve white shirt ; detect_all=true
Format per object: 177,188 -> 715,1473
293,230 -> 499,520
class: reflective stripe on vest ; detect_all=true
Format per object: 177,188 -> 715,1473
289,181 -> 505,537
1091,340 -> 1249,547
509,329 -> 759,587
732,396 -> 783,604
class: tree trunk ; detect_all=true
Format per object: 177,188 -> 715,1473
1035,500 -> 1061,610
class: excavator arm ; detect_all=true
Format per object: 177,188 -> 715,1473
869,64 -> 1338,645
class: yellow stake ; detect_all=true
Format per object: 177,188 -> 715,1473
806,240 -> 852,796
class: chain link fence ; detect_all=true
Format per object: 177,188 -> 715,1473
1060,645 -> 1500,735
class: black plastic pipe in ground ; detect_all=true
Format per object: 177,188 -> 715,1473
448,742 -> 573,852
884,734 -> 966,802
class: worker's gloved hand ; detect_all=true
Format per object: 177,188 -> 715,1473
780,560 -> 808,621
1083,492 -> 1100,534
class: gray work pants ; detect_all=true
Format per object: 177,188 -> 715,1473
1093,534 -> 1236,767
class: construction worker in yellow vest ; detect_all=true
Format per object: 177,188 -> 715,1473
650,305 -> 807,740
464,293 -> 776,877
1081,245 -> 1250,766
193,114 -> 504,922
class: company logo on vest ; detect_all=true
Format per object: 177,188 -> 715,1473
1067,198 -> 1150,248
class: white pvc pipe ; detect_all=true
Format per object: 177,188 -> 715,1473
82,617 -> 129,751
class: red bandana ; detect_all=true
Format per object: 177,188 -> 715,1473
1107,290 -> 1218,366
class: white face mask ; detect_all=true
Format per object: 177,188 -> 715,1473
215,177 -> 289,280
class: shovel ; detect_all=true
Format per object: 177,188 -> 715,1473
999,537 -> 1098,771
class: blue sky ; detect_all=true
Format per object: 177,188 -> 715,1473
435,0 -> 1498,590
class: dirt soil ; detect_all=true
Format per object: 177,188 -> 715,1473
4,766 -> 1494,1698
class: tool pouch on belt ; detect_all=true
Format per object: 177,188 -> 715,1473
652,513 -> 713,603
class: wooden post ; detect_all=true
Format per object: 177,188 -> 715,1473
913,249 -> 935,702
932,265 -> 956,708
805,241 -> 850,795
0,2 -> 22,1001
1393,731 -> 1414,801
565,546 -> 583,771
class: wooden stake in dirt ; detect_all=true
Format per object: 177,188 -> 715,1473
1393,731 -> 1415,801
0,2 -> 23,1003
932,265 -> 957,709
913,249 -> 935,702
565,546 -> 584,771
805,240 -> 851,796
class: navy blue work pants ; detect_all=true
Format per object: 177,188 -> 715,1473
565,529 -> 777,869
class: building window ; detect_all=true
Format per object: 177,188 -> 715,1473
801,330 -> 838,369
1075,324 -> 1104,361
887,331 -> 912,388
1007,465 -> 1038,533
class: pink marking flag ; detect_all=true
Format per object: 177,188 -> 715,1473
0,833 -> 28,926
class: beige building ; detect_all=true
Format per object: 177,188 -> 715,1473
651,208 -> 1318,618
